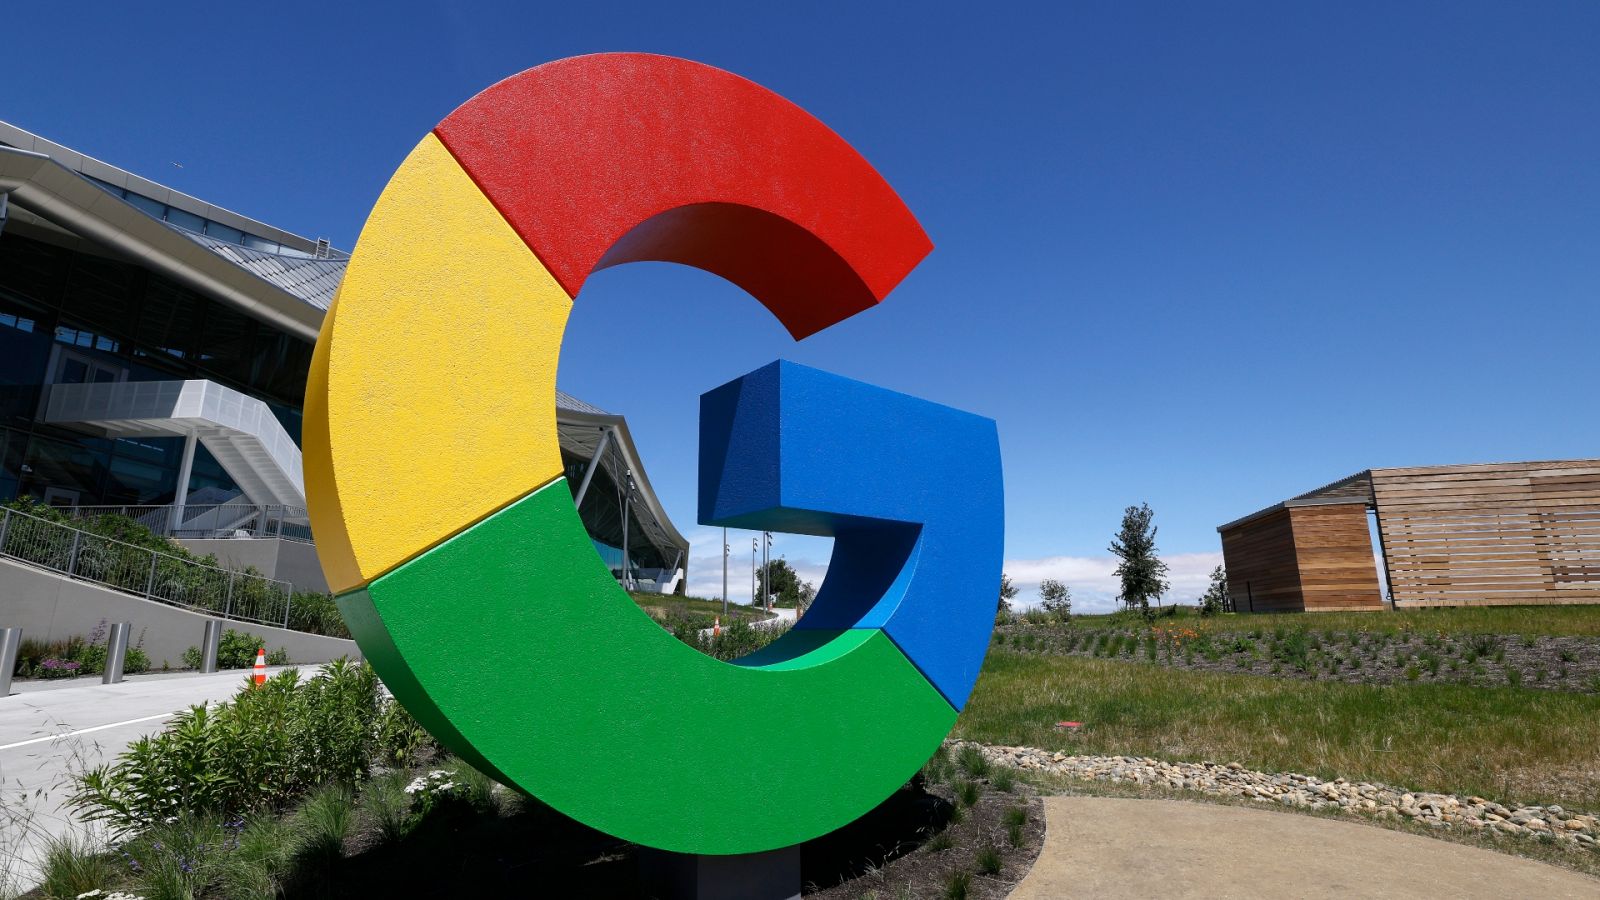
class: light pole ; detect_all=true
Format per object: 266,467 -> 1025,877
763,531 -> 773,612
722,528 -> 729,620
751,537 -> 757,609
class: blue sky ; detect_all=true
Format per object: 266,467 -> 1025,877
9,3 -> 1598,609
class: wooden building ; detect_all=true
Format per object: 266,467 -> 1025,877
1217,459 -> 1600,612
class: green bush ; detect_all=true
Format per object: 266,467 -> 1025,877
287,591 -> 350,638
70,659 -> 387,835
181,628 -> 289,670
10,621 -> 151,679
2,498 -> 350,638
660,613 -> 790,661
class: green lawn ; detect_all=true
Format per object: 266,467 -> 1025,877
627,592 -> 773,624
955,650 -> 1600,811
1055,603 -> 1600,638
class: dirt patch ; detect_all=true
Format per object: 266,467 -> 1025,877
808,768 -> 1045,899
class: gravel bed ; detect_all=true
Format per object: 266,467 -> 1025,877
960,741 -> 1600,850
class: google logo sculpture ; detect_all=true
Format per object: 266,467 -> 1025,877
304,53 -> 1003,856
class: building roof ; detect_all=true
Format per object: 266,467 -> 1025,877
1,117 -> 689,574
180,227 -> 346,311
1216,470 -> 1375,533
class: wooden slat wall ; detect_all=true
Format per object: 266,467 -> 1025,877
1287,505 -> 1385,611
1221,508 -> 1305,612
1372,460 -> 1600,608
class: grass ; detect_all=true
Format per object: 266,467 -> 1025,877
38,831 -> 117,899
973,844 -> 1003,875
955,651 -> 1600,811
1003,807 -> 1028,847
627,591 -> 773,623
1059,604 -> 1600,638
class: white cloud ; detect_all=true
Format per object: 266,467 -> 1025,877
680,527 -> 831,605
1004,552 -> 1223,614
677,526 -> 1219,616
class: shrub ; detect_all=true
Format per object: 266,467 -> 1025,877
180,629 -> 287,670
956,745 -> 989,778
218,814 -> 297,900
943,868 -> 972,900
360,771 -> 416,845
974,844 -> 1002,875
921,746 -> 952,785
286,592 -> 350,639
954,779 -> 981,808
1004,806 -> 1028,847
70,660 -> 385,834
294,783 -> 354,868
991,768 -> 1016,793
37,831 -> 117,899
1273,632 -> 1311,672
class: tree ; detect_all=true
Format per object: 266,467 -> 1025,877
756,557 -> 813,608
1038,579 -> 1071,620
1109,502 -> 1170,618
997,572 -> 1019,623
797,580 -> 817,616
1199,565 -> 1231,616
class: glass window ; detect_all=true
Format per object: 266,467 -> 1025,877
0,292 -> 53,426
59,255 -> 135,342
196,300 -> 253,383
19,433 -> 108,501
112,435 -> 181,466
103,453 -> 178,505
0,233 -> 68,307
163,207 -> 205,233
136,278 -> 199,360
251,329 -> 312,406
204,221 -> 245,244
242,234 -> 279,253
123,192 -> 167,219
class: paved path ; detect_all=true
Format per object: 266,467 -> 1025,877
0,668 -> 285,889
1009,796 -> 1600,899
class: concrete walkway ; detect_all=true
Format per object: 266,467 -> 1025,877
0,668 -> 289,890
1009,796 -> 1600,899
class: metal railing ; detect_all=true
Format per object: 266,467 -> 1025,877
0,506 -> 294,628
62,503 -> 314,544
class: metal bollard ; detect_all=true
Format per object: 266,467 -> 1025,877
0,627 -> 21,698
102,622 -> 131,685
200,619 -> 223,674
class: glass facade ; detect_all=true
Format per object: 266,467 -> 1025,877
561,448 -> 673,578
0,231 -> 312,505
81,176 -> 338,259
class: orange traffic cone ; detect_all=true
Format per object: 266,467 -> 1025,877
252,647 -> 267,686
713,617 -> 721,638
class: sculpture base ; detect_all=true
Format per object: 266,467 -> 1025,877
638,846 -> 801,900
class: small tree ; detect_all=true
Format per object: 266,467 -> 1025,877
1198,565 -> 1231,616
1109,503 -> 1170,619
997,572 -> 1019,623
757,557 -> 808,607
1038,579 -> 1071,621
796,580 -> 817,616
